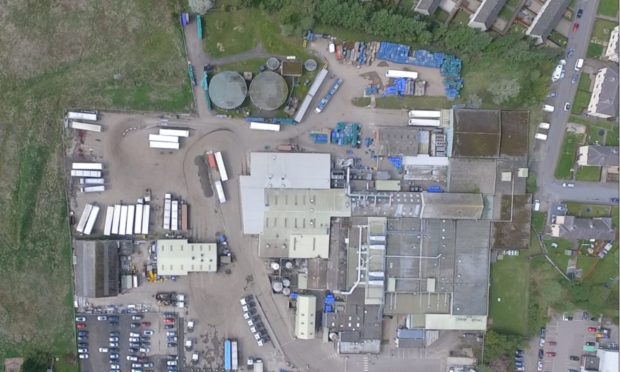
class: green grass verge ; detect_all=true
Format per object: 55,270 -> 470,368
598,0 -> 619,17
587,43 -> 604,59
434,10 -> 450,23
532,212 -> 547,233
612,207 -> 619,228
578,73 -> 591,92
489,256 -> 530,335
592,20 -> 618,42
555,133 -> 583,179
572,90 -> 591,114
0,0 -> 191,368
575,166 -> 602,182
565,203 -> 613,217
549,31 -> 568,47
526,173 -> 537,193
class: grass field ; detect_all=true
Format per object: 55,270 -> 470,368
555,133 -> 583,179
489,256 -> 530,335
598,0 -> 619,17
565,203 -> 613,217
0,0 -> 191,368
587,43 -> 604,58
575,166 -> 601,182
532,212 -> 547,232
203,9 -> 310,59
592,19 -> 619,42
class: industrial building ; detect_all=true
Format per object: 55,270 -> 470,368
525,0 -> 571,44
208,71 -> 248,109
468,0 -> 508,31
156,239 -> 217,275
74,240 -> 120,298
239,152 -> 332,234
294,295 -> 317,339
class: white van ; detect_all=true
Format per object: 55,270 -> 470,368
543,104 -> 555,112
535,133 -> 548,141
538,122 -> 550,130
575,58 -> 584,71
533,200 -> 541,211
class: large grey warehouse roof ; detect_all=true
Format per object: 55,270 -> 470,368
526,0 -> 570,42
208,71 -> 248,109
468,0 -> 508,31
249,71 -> 288,111
240,152 -> 331,234
74,240 -> 119,298
421,193 -> 484,219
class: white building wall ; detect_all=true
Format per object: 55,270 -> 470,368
587,68 -> 611,118
604,25 -> 619,63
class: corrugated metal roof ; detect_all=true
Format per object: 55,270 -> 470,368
156,239 -> 217,275
421,193 -> 484,219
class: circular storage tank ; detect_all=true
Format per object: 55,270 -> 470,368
266,57 -> 280,71
270,262 -> 281,271
208,71 -> 247,109
284,261 -> 294,270
304,59 -> 317,72
282,278 -> 291,287
249,71 -> 288,111
282,287 -> 291,296
272,280 -> 283,292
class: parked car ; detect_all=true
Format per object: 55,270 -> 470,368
77,348 -> 88,353
573,22 -> 579,32
108,342 -> 119,348
77,343 -> 88,348
548,341 -> 557,345
130,322 -> 141,329
570,355 -> 580,361
98,348 -> 108,353
164,324 -> 174,330
538,349 -> 544,359
131,315 -> 144,321
537,361 -> 543,371
130,332 -> 140,338
167,343 -> 177,348
78,331 -> 88,337
611,197 -> 619,204
75,316 -> 86,322
546,351 -> 556,357
110,364 -> 120,370
588,327 -> 598,333
77,336 -> 88,342
97,315 -> 108,321
164,318 -> 175,325
141,321 -> 152,327
564,102 -> 571,111
76,323 -> 87,330
577,9 -> 583,18
143,330 -> 154,336
78,354 -> 88,359
108,315 -> 119,321
109,337 -> 119,342
127,355 -> 138,361
166,331 -> 176,337
109,353 -> 119,360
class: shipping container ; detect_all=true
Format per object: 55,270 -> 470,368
134,203 -> 143,235
386,70 -> 418,79
171,200 -> 179,231
181,203 -> 188,231
231,341 -> 238,370
224,340 -> 232,371
104,206 -> 114,236
67,111 -> 97,121
112,205 -> 121,235
71,121 -> 102,132
408,110 -> 441,118
83,205 -> 100,235
159,128 -> 190,137
150,141 -> 180,150
538,122 -> 550,130
407,118 -> 441,127
215,181 -> 227,204
81,185 -> 105,193
119,205 -> 128,235
76,204 -> 93,233
163,194 -> 171,230
71,170 -> 101,178
72,162 -> 103,170
149,134 -> 179,143
206,151 -> 217,169
142,205 -> 150,235
79,178 -> 105,185
126,205 -> 135,235
250,122 -> 281,132
215,152 -> 229,182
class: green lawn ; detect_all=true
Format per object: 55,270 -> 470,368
597,0 -> 619,18
452,10 -> 471,25
577,255 -> 597,273
572,90 -> 591,114
576,166 -> 602,182
532,211 -> 547,233
434,9 -> 450,23
544,238 -> 575,273
592,20 -> 619,42
555,133 -> 583,179
489,256 -> 530,335
587,43 -> 604,58
548,31 -> 568,47
498,6 -> 515,21
565,203 -> 613,217
612,207 -> 619,228
606,125 -> 619,146
204,9 -> 311,58
0,0 -> 191,368
578,73 -> 591,91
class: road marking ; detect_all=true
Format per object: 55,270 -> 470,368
363,355 -> 369,372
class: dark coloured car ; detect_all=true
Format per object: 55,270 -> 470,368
78,331 -> 88,337
164,324 -> 175,330
540,328 -> 546,338
611,197 -> 619,204
77,336 -> 88,342
130,322 -> 141,328
577,9 -> 583,18
538,349 -> 544,359
570,355 -> 580,361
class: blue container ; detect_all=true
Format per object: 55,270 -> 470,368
290,292 -> 298,300
427,185 -> 443,193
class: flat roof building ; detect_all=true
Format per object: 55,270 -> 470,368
240,152 -> 331,234
74,240 -> 120,298
421,193 -> 484,219
295,295 -> 317,339
587,66 -> 619,119
156,239 -> 217,275
526,0 -> 570,44
468,0 -> 508,31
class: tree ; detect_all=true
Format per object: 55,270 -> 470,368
484,330 -> 523,364
189,0 -> 215,14
487,79 -> 520,105
465,94 -> 482,108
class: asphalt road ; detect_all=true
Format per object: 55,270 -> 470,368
537,0 -> 618,205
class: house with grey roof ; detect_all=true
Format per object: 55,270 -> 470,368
525,0 -> 570,44
414,0 -> 442,15
604,25 -> 619,63
468,0 -> 508,31
587,66 -> 619,119
578,146 -> 619,167
550,216 -> 616,242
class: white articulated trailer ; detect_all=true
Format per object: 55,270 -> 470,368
215,181 -> 227,204
72,162 -> 103,170
142,204 -> 150,235
67,111 -> 97,121
71,170 -> 102,178
103,206 -> 114,236
83,205 -> 100,235
149,134 -> 179,143
159,128 -> 190,137
71,121 -> 102,132
215,152 -> 229,181
76,204 -> 94,233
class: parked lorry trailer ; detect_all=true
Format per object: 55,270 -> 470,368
215,181 -> 227,204
231,340 -> 238,370
71,170 -> 101,178
315,78 -> 343,113
224,340 -> 232,371
215,152 -> 228,181
159,128 -> 190,137
149,134 -> 179,143
67,111 -> 97,121
163,194 -> 172,230
79,178 -> 104,185
76,204 -> 94,233
171,200 -> 179,231
142,204 -> 150,235
126,205 -> 135,235
408,110 -> 441,118
112,205 -> 121,235
407,118 -> 441,127
181,203 -> 188,231
134,203 -> 143,235
250,122 -> 281,132
386,70 -> 418,79
104,206 -> 114,236
206,151 -> 217,169
81,185 -> 105,193
72,162 -> 103,170
71,121 -> 102,132
294,68 -> 328,123
150,141 -> 180,150
83,205 -> 100,235
119,205 -> 128,235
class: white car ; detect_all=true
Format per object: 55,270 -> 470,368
166,331 -> 176,337
97,315 -> 108,321
167,360 -> 178,366
243,312 -> 250,320
110,365 -> 120,370
128,337 -> 140,343
131,363 -> 142,368
77,348 -> 88,353
109,337 -> 119,342
131,315 -> 143,320
78,354 -> 88,359
129,332 -> 140,338
564,102 -> 571,111
127,355 -> 138,361
247,319 -> 255,327
537,361 -> 543,371
139,347 -> 150,353
98,348 -> 108,353
143,330 -> 154,336
562,182 -> 575,188
75,316 -> 86,322
253,333 -> 261,340
108,342 -> 118,348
